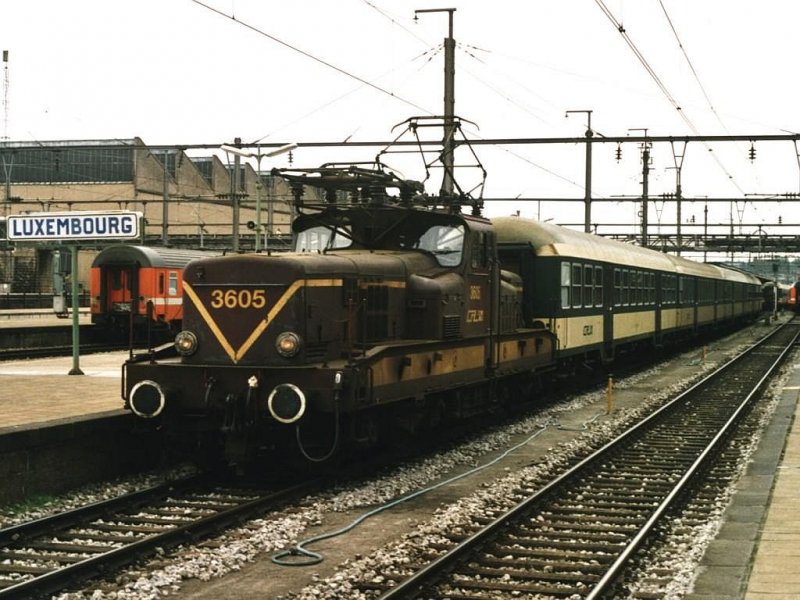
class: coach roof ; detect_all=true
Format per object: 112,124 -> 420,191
91,244 -> 217,269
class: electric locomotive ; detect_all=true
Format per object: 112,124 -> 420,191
123,167 -> 558,463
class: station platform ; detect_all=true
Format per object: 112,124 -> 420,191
0,350 -> 125,428
689,345 -> 800,599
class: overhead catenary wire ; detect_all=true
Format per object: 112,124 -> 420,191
189,0 -> 431,118
593,0 -> 745,196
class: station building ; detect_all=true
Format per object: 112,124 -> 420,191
0,138 -> 301,296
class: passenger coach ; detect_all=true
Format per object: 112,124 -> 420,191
494,217 -> 762,362
91,244 -> 217,333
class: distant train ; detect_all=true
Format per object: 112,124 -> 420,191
90,245 -> 217,335
761,280 -> 800,313
121,165 -> 764,466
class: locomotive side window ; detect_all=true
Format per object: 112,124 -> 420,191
471,232 -> 489,270
168,272 -> 178,295
561,263 -> 571,309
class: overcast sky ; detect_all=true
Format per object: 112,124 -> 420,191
2,0 -> 798,232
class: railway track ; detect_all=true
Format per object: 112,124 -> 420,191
0,474 -> 318,598
372,321 -> 800,599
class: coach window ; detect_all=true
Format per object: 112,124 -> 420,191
622,270 -> 630,306
594,266 -> 603,306
583,265 -> 593,306
572,264 -> 583,308
614,269 -> 621,306
158,273 -> 165,295
168,272 -> 178,295
561,262 -> 571,309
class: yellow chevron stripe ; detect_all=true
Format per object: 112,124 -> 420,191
185,279 -> 343,364
183,281 -> 237,362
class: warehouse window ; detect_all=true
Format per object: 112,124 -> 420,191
561,263 -> 571,308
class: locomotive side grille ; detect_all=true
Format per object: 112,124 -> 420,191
304,342 -> 327,362
442,315 -> 462,339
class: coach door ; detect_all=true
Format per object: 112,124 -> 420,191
654,271 -> 663,346
603,264 -> 614,361
104,263 -> 136,315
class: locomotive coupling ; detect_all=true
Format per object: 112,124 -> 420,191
129,380 -> 166,419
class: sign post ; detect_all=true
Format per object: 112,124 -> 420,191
68,244 -> 82,375
7,210 -> 142,375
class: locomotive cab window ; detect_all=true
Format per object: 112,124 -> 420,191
295,225 -> 353,252
416,223 -> 464,267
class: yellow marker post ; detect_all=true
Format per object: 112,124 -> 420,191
606,374 -> 614,414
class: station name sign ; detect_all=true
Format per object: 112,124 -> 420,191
7,211 -> 142,241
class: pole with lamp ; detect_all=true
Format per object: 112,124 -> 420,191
219,143 -> 297,252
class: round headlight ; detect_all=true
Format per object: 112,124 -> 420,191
174,330 -> 198,356
276,331 -> 302,357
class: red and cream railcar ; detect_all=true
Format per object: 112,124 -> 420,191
90,245 -> 216,332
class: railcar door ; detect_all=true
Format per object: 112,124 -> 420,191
104,263 -> 136,318
654,271 -> 662,347
602,264 -> 614,361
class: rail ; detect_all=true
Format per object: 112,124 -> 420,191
377,320 -> 800,598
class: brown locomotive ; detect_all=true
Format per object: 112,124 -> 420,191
123,162 -> 763,465
124,167 -> 558,463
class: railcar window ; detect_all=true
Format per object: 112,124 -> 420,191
168,272 -> 178,296
561,263 -> 571,309
111,271 -> 122,291
583,265 -> 593,307
614,269 -> 621,306
622,270 -> 630,306
594,266 -> 603,307
158,273 -> 165,295
295,225 -> 352,252
572,264 -> 583,307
